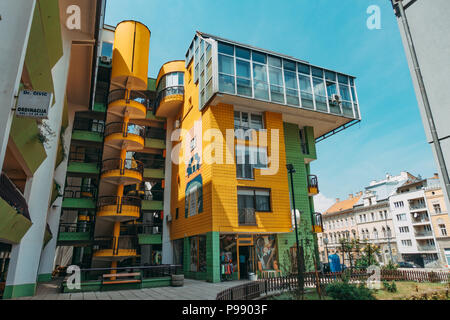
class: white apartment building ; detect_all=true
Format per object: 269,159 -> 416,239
353,173 -> 411,265
390,177 -> 441,267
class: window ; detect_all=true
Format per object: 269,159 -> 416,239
101,42 -> 113,58
236,145 -> 268,179
394,201 -> 404,208
396,213 -> 407,222
399,226 -> 409,233
238,188 -> 271,212
439,224 -> 447,236
299,128 -> 309,155
433,203 -> 442,214
234,111 -> 264,135
401,240 -> 412,246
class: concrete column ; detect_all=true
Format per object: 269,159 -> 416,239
4,26 -> 71,299
0,0 -> 36,171
161,119 -> 174,264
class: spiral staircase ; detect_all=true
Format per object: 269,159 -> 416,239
92,21 -> 151,268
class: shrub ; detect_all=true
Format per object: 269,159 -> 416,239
325,282 -> 376,300
381,260 -> 398,271
383,280 -> 397,293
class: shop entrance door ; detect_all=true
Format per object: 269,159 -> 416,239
239,246 -> 249,279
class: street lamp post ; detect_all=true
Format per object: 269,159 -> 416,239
287,163 -> 304,296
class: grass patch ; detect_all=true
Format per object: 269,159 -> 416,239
374,281 -> 449,300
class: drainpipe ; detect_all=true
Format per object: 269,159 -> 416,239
392,0 -> 450,207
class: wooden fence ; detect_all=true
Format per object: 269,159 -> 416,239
216,269 -> 450,300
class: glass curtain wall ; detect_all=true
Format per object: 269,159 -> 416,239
213,40 -> 359,119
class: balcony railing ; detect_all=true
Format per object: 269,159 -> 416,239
73,118 -> 104,134
411,216 -> 430,224
238,208 -> 257,226
93,236 -> 138,255
101,158 -> 144,176
108,89 -> 150,110
68,151 -> 101,165
155,86 -> 184,110
0,173 -> 31,220
63,185 -> 97,199
414,231 -> 433,237
409,203 -> 426,210
58,222 -> 92,234
120,223 -> 162,235
307,175 -> 319,195
417,245 -> 436,252
97,196 -> 142,213
145,127 -> 166,140
104,122 -> 146,139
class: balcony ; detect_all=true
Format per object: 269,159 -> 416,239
97,196 -> 141,222
67,151 -> 101,176
62,185 -> 97,210
411,214 -> 430,225
0,173 -> 32,244
307,175 -> 319,196
100,158 -> 144,185
414,230 -> 434,238
72,118 -> 104,143
121,223 -> 162,245
141,190 -> 164,211
154,86 -> 184,117
107,89 -> 150,119
417,245 -> 437,252
238,208 -> 257,226
312,212 -> 323,233
57,222 -> 93,246
92,236 -> 138,261
104,122 -> 146,151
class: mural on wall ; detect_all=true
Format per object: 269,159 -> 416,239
184,118 -> 203,217
255,235 -> 277,270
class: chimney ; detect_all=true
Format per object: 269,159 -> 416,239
434,173 -> 439,178
348,194 -> 353,199
336,198 -> 340,203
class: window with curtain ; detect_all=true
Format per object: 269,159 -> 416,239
313,77 -> 328,112
253,63 -> 269,100
298,74 -> 314,109
237,188 -> 271,212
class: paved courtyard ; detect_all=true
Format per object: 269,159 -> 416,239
12,278 -> 249,300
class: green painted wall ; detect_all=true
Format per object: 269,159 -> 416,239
38,0 -> 63,68
145,138 -> 166,149
144,168 -> 164,179
72,130 -> 103,143
37,273 -> 52,283
277,122 -> 318,273
146,112 -> 165,121
3,283 -> 36,299
206,232 -> 220,283
10,117 -> 47,174
67,162 -> 100,175
24,4 -> 55,105
142,200 -> 163,211
138,234 -> 162,245
62,198 -> 96,210
58,232 -> 91,243
0,198 -> 32,244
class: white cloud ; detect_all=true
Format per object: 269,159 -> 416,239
313,193 -> 335,213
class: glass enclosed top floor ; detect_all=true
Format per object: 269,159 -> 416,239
185,32 -> 360,136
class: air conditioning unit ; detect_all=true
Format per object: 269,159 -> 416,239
166,214 -> 172,222
100,56 -> 112,64
331,94 -> 341,104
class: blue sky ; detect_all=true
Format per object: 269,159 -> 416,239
105,0 -> 437,211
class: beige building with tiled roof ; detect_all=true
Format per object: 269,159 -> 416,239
317,193 -> 362,265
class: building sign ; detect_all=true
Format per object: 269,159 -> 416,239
16,90 -> 52,119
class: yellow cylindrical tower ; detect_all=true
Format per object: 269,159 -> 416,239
93,20 -> 150,268
110,20 -> 151,91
